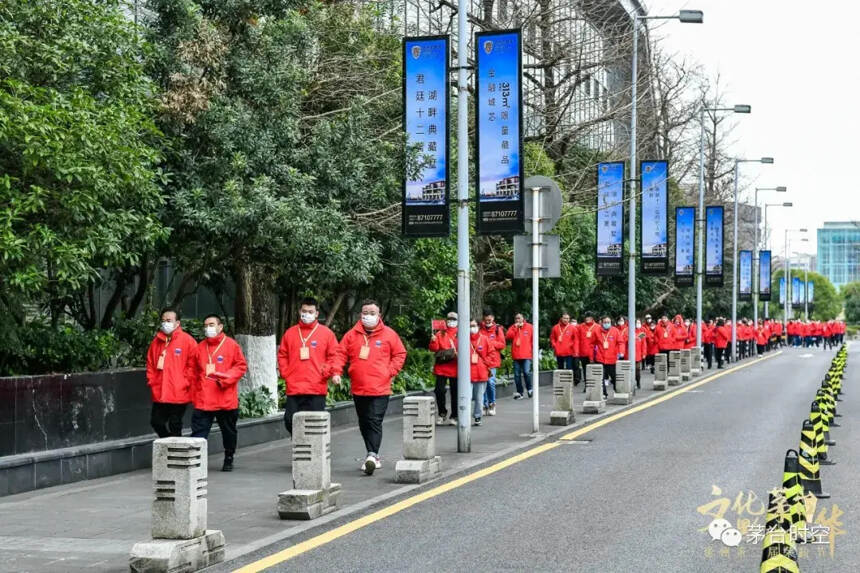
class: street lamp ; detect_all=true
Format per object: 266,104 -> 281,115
784,228 -> 808,324
731,157 -> 773,361
762,201 -> 792,318
794,249 -> 812,320
629,7 -> 702,365
752,186 -> 787,350
696,104 -> 751,346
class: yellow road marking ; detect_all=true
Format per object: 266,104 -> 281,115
235,350 -> 783,572
560,350 -> 783,441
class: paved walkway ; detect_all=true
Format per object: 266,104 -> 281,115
0,363 -> 726,572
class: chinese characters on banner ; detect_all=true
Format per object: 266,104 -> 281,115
675,206 -> 695,286
792,276 -> 803,308
475,30 -> 523,234
759,250 -> 772,301
705,206 -> 724,287
641,160 -> 669,274
779,277 -> 786,304
402,36 -> 450,237
739,250 -> 752,301
808,281 -> 815,306
596,162 -> 625,275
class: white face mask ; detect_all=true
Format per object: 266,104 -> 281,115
636,321 -> 642,329
300,312 -> 316,324
361,314 -> 379,328
470,326 -> 479,334
447,320 -> 458,328
204,326 -> 219,339
161,321 -> 176,335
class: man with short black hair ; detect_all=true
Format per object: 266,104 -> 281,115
190,314 -> 247,471
145,307 -> 198,438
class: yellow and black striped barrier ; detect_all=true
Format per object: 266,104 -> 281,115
798,419 -> 829,499
760,490 -> 800,573
781,449 -> 808,542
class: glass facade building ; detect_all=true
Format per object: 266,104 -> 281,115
817,222 -> 860,288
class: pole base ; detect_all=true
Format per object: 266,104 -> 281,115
814,491 -> 831,499
820,459 -> 836,466
835,413 -> 843,417
830,422 -> 841,427
825,440 -> 836,446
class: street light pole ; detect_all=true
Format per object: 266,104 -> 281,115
762,201 -> 792,318
455,0 -> 470,452
752,186 -> 786,349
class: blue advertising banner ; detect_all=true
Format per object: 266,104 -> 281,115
792,276 -> 803,308
759,250 -> 772,301
475,29 -> 523,234
596,162 -> 625,276
641,160 -> 669,274
807,280 -> 815,305
779,276 -> 786,305
402,36 -> 450,237
739,250 -> 753,301
705,206 -> 724,287
674,206 -> 695,286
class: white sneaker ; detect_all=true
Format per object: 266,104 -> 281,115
482,406 -> 488,416
447,417 -> 457,426
436,415 -> 446,426
513,393 -> 523,400
488,405 -> 497,416
363,454 -> 379,475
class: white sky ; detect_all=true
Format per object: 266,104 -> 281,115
646,0 -> 860,260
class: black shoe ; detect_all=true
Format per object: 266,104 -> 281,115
222,455 -> 234,472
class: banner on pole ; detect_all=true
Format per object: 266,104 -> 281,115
792,276 -> 803,308
739,250 -> 752,301
402,36 -> 450,237
674,206 -> 695,286
640,160 -> 668,274
596,161 -> 625,276
759,250 -> 772,302
807,280 -> 815,305
705,206 -> 724,287
779,276 -> 786,305
475,29 -> 523,235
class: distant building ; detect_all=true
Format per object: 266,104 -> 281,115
421,180 -> 445,202
494,176 -> 520,198
817,222 -> 860,288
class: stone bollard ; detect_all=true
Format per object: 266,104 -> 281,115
129,437 -> 225,572
668,351 -> 681,386
653,353 -> 668,391
550,370 -> 576,425
680,349 -> 692,382
582,364 -> 606,413
610,360 -> 633,405
690,347 -> 702,376
395,397 -> 441,483
277,411 -> 341,520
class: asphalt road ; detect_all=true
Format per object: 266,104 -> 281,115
228,345 -> 859,572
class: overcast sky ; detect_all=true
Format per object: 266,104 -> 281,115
646,0 -> 860,261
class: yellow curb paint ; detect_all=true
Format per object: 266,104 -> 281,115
235,350 -> 783,572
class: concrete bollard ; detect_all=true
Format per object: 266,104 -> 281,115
668,351 -> 681,386
610,360 -> 633,405
690,347 -> 702,376
129,438 -> 225,572
550,370 -> 576,425
653,354 -> 668,391
583,363 -> 606,413
277,411 -> 341,520
395,397 -> 441,483
680,349 -> 692,382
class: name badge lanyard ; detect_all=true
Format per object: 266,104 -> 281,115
206,335 -> 227,375
298,324 -> 319,360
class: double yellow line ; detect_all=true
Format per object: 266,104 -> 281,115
235,351 -> 782,572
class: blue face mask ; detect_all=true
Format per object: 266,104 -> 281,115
602,322 -> 611,330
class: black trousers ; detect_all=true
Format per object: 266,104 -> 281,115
645,354 -> 655,372
716,347 -> 726,368
284,394 -> 327,435
191,408 -> 239,454
574,357 -> 589,384
151,402 -> 187,438
601,363 -> 616,396
635,361 -> 641,387
434,376 -> 458,419
353,395 -> 389,455
757,344 -> 766,355
704,343 -> 713,369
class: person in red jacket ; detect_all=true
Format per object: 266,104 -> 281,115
635,319 -> 647,389
684,319 -> 696,350
480,309 -> 506,416
672,315 -> 687,351
429,311 -> 459,425
616,317 -> 629,360
190,314 -> 248,472
331,299 -> 407,475
714,318 -> 731,368
594,315 -> 622,398
277,297 -> 340,435
755,319 -> 769,355
702,319 -> 715,369
655,315 -> 675,356
645,317 -> 658,373
578,312 -> 599,390
550,313 -> 577,371
145,307 -> 198,438
506,313 -> 535,399
469,320 -> 492,426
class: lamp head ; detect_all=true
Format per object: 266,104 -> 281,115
761,157 -> 774,164
733,105 -> 751,114
679,10 -> 704,23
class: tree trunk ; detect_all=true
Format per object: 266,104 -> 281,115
471,260 -> 485,320
233,261 -> 278,398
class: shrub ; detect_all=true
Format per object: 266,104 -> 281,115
238,386 -> 276,419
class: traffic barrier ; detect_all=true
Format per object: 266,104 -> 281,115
810,402 -> 834,465
550,369 -> 576,425
816,390 -> 836,444
667,351 -> 681,386
759,490 -> 799,573
690,346 -> 702,376
653,353 -> 668,391
395,396 -> 442,483
582,363 -> 606,414
679,349 -> 692,382
781,449 -> 808,542
609,360 -> 633,405
798,419 -> 829,499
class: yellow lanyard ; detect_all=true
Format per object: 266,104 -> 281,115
207,336 -> 227,365
299,324 -> 319,348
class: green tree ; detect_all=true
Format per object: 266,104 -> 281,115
771,269 -> 841,321
0,0 -> 165,328
841,282 -> 860,323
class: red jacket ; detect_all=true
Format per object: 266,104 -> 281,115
755,326 -> 768,346
715,326 -> 731,349
333,320 -> 407,396
672,317 -> 687,350
702,323 -> 715,344
277,321 -> 339,396
646,326 -> 659,356
635,327 -> 647,362
145,327 -> 198,404
480,322 -> 506,368
578,321 -> 600,359
506,323 -> 534,360
429,328 -> 458,378
594,326 -> 622,365
550,321 -> 577,358
685,324 -> 696,349
655,321 -> 675,351
469,332 -> 491,382
191,334 -> 248,411
618,325 -> 630,359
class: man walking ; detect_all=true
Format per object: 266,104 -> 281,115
145,307 -> 197,438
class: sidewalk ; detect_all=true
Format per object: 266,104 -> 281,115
0,367 -> 711,572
